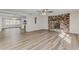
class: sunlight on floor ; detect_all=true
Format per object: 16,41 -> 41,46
59,30 -> 71,44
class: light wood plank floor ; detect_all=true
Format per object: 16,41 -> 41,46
0,28 -> 79,50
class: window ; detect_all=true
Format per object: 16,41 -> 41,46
5,19 -> 20,25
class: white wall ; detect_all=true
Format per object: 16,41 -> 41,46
0,14 -> 48,32
0,16 -> 2,31
0,10 -> 79,34
40,16 -> 48,29
26,15 -> 48,32
1,11 -> 79,34
0,10 -> 49,32
70,11 -> 79,34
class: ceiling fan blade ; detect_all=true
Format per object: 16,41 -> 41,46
47,11 -> 53,13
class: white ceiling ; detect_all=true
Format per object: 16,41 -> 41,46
0,9 -> 79,16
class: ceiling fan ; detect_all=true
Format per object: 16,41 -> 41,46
41,9 -> 53,15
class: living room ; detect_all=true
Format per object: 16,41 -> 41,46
0,9 -> 79,50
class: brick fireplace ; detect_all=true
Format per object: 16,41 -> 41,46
48,13 -> 70,32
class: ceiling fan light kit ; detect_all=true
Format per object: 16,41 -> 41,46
42,12 -> 47,15
41,9 -> 48,15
